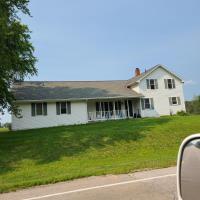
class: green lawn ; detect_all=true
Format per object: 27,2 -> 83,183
0,128 -> 9,132
0,116 -> 200,193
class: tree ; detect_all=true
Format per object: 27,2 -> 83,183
0,0 -> 37,116
192,95 -> 200,114
186,95 -> 200,114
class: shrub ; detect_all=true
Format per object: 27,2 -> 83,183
177,111 -> 189,116
4,123 -> 11,130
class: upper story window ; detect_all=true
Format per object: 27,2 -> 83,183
56,102 -> 71,115
165,79 -> 176,89
169,97 -> 181,106
146,79 -> 158,89
141,98 -> 154,110
31,102 -> 47,116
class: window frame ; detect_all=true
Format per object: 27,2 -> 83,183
165,79 -> 176,89
146,79 -> 158,90
60,102 -> 67,114
141,98 -> 154,110
144,98 -> 151,109
168,79 -> 173,89
56,101 -> 71,115
31,102 -> 47,116
171,97 -> 178,105
169,97 -> 181,106
36,103 -> 43,115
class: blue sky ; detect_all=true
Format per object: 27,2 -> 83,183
1,0 -> 200,123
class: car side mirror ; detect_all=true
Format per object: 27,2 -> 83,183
177,134 -> 200,200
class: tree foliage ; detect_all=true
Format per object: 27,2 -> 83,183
0,0 -> 37,115
186,95 -> 200,114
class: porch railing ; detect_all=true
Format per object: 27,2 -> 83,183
88,110 -> 128,121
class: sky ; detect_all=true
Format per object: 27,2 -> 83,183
1,0 -> 200,123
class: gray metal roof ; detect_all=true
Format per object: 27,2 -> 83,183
13,80 -> 143,101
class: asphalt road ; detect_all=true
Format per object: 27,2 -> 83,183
0,167 -> 177,200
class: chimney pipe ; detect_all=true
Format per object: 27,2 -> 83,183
135,68 -> 141,77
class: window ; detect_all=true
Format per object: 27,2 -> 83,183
172,97 -> 177,105
144,99 -> 150,109
95,101 -> 122,112
115,101 -> 121,111
96,102 -> 100,112
146,79 -> 158,89
36,103 -> 43,115
104,102 -> 109,111
141,98 -> 154,110
56,102 -> 71,115
31,102 -> 47,116
169,97 -> 181,106
61,102 -> 67,114
109,102 -> 113,111
165,79 -> 175,89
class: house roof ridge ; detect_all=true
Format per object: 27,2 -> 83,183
18,80 -> 128,83
126,64 -> 183,87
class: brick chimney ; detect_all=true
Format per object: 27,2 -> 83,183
135,68 -> 141,77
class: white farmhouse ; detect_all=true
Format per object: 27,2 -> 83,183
12,65 -> 186,130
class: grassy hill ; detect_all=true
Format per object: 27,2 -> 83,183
0,115 -> 200,192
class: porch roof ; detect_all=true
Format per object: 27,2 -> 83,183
13,80 -> 142,101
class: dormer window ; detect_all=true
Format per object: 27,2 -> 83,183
165,79 -> 176,89
146,79 -> 158,89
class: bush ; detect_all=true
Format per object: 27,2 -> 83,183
186,95 -> 200,114
177,111 -> 189,116
3,123 -> 11,130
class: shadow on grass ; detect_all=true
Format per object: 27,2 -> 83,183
0,117 -> 171,175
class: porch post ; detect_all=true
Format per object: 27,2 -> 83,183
132,99 -> 134,117
100,101 -> 102,119
113,101 -> 116,119
139,98 -> 142,118
127,100 -> 130,118
86,100 -> 89,121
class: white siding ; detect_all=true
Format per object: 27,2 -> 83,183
12,67 -> 186,130
87,101 -> 96,113
131,67 -> 186,117
12,101 -> 88,130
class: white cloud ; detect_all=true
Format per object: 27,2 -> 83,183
185,80 -> 197,85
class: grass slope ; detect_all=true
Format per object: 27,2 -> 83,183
0,128 -> 8,132
0,116 -> 200,193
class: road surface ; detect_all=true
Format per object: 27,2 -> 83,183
0,167 -> 177,200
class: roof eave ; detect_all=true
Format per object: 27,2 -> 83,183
14,95 -> 144,103
127,64 -> 184,86
127,81 -> 139,87
145,64 -> 184,82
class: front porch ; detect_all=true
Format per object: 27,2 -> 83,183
87,98 -> 141,122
